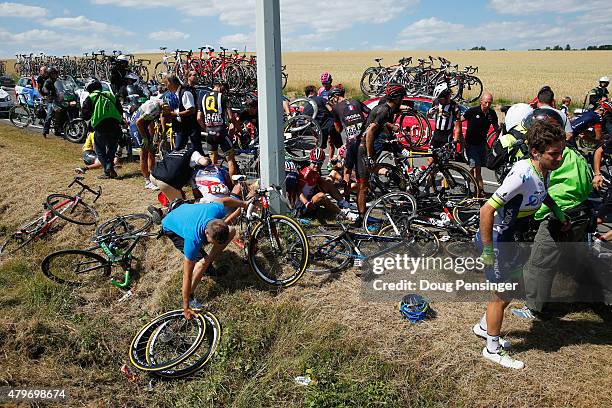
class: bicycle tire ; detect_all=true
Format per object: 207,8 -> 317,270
95,213 -> 153,239
427,163 -> 480,201
398,111 -> 431,149
9,105 -> 32,128
45,194 -> 99,226
248,215 -> 309,287
129,310 -> 206,372
63,119 -> 86,143
288,98 -> 317,120
307,234 -> 353,274
284,115 -> 321,160
152,310 -> 222,378
0,216 -> 45,257
452,198 -> 487,235
464,76 -> 483,103
379,223 -> 440,258
444,235 -> 479,259
363,192 -> 418,236
41,249 -> 110,285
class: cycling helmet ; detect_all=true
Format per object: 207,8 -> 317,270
125,72 -> 139,81
285,160 -> 297,173
329,86 -> 345,97
432,82 -> 449,99
85,78 -> 102,93
309,147 -> 325,163
600,100 -> 612,113
46,67 -> 58,76
599,76 -> 610,83
162,91 -> 180,110
504,103 -> 533,131
116,54 -> 129,63
384,83 -> 407,99
320,71 -> 332,84
338,144 -> 347,159
522,108 -> 564,129
399,294 -> 430,324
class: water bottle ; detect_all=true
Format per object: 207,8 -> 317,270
408,165 -> 426,182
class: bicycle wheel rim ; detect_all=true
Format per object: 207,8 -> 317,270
248,215 -> 309,287
46,194 -> 99,225
41,250 -> 110,286
144,312 -> 207,372
452,198 -> 487,234
363,192 -> 418,236
153,310 -> 221,378
9,106 -> 32,128
444,236 -> 479,259
431,164 -> 479,201
307,234 -> 353,274
95,213 -> 153,239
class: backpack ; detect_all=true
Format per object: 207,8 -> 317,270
89,91 -> 122,128
486,128 -> 528,170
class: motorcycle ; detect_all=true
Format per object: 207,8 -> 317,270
55,76 -> 86,143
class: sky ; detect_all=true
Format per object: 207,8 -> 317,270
1,0 -> 611,57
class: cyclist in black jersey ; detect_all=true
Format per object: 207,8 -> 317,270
354,83 -> 405,225
329,85 -> 370,200
233,94 -> 258,148
198,79 -> 237,177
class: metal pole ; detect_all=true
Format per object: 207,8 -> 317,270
255,0 -> 285,213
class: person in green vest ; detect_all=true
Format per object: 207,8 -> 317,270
512,145 -> 593,320
81,78 -> 124,179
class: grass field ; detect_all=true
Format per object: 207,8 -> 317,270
1,123 -> 612,407
5,50 -> 612,105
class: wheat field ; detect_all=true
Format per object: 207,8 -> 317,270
4,50 -> 612,104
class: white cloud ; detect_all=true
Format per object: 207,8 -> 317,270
42,16 -> 132,36
0,28 -> 125,55
489,0 -> 608,15
148,30 -> 190,41
219,32 -> 255,49
92,0 -> 218,17
0,2 -> 48,18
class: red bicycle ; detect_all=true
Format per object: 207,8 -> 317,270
0,177 -> 102,257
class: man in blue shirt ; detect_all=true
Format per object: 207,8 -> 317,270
162,202 -> 234,319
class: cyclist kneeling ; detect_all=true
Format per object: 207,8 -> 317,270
162,202 -> 235,319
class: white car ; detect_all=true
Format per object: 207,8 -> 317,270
76,80 -> 114,107
0,87 -> 14,114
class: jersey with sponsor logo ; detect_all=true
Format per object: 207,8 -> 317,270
332,99 -> 369,143
192,164 -> 230,203
201,91 -> 229,128
298,166 -> 321,199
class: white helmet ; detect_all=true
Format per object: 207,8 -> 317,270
504,103 -> 533,131
600,76 -> 610,83
116,54 -> 129,62
432,82 -> 449,99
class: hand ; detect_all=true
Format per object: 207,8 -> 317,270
560,220 -> 572,232
183,307 -> 197,320
593,175 -> 604,190
481,245 -> 495,267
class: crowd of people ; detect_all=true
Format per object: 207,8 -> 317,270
29,60 -> 612,370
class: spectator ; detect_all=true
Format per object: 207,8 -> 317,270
164,74 -> 198,152
81,79 -> 123,179
36,66 -> 47,91
560,96 -> 571,118
536,87 -> 573,141
41,67 -> 60,138
587,76 -> 609,110
184,71 -> 203,154
462,91 -> 499,194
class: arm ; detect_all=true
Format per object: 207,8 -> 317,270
365,123 -> 377,158
81,97 -> 93,121
181,258 -> 196,318
453,117 -> 462,142
479,203 -> 496,247
136,117 -> 149,137
593,146 -> 604,190
197,111 -> 206,130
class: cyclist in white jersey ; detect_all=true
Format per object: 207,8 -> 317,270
474,119 -> 568,370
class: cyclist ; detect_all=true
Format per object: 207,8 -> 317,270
129,94 -> 173,189
81,78 -> 123,179
303,85 -> 340,168
593,133 -> 612,242
41,67 -> 60,138
318,71 -> 333,100
329,85 -> 371,199
75,131 -> 120,174
462,91 -> 500,194
161,202 -> 234,319
427,83 -> 461,154
296,148 -> 356,219
198,78 -> 238,177
233,93 -> 258,148
356,83 -> 406,226
534,87 -> 573,141
570,100 -> 610,143
587,76 -> 609,110
163,74 -> 198,152
475,119 -> 568,369
110,54 -> 129,93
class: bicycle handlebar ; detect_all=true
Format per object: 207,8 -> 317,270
69,176 -> 102,202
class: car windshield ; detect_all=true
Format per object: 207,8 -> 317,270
55,77 -> 78,93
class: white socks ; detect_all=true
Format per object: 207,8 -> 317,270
486,335 -> 500,354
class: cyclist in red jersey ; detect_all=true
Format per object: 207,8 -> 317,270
318,71 -> 333,100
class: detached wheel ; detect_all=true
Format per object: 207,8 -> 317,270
64,119 -> 86,143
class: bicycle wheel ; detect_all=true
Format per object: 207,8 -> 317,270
379,223 -> 440,258
452,198 -> 487,235
428,163 -> 479,201
64,119 -> 86,143
129,309 -> 206,372
248,215 -> 309,287
45,194 -> 99,225
363,192 -> 418,236
307,234 -> 353,274
284,115 -> 321,160
444,235 -> 479,259
152,310 -> 222,378
41,249 -> 110,285
9,105 -> 32,128
398,111 -> 431,149
288,98 -> 317,120
95,213 -> 152,239
0,216 -> 45,257
463,76 -> 483,103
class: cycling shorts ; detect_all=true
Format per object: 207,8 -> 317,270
285,171 -> 299,194
206,127 -> 234,154
430,129 -> 453,150
344,140 -> 359,171
321,127 -> 343,149
129,119 -> 153,150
